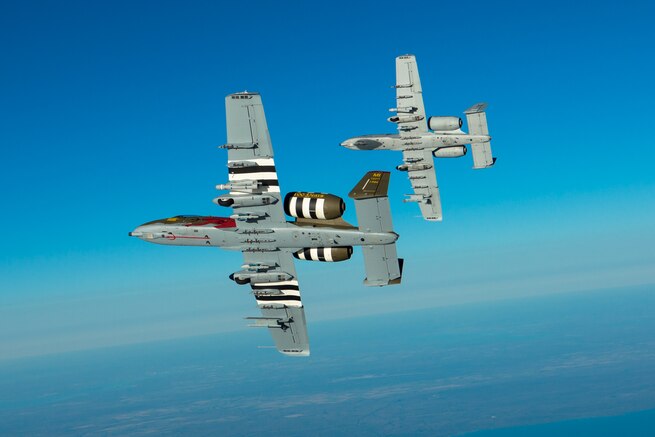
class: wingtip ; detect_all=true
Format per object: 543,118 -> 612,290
226,91 -> 261,101
281,349 -> 310,357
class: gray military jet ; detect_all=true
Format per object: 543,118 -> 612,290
341,54 -> 496,221
130,92 -> 403,356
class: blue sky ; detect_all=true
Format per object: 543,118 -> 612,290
1,0 -> 654,359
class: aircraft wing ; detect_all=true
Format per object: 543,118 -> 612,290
224,92 -> 285,225
223,92 -> 310,356
394,54 -> 428,136
402,148 -> 443,221
242,250 -> 310,357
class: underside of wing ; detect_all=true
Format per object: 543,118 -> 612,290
393,55 -> 428,136
242,251 -> 310,356
248,306 -> 309,357
401,148 -> 442,221
222,93 -> 309,356
219,92 -> 286,226
225,92 -> 274,160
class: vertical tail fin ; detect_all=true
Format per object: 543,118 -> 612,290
349,171 -> 392,232
349,171 -> 403,286
465,103 -> 496,169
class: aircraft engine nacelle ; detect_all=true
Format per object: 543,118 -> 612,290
428,116 -> 462,131
284,192 -> 345,220
433,146 -> 467,158
293,247 -> 353,262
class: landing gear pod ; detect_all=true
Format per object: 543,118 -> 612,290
396,163 -> 433,172
229,271 -> 293,284
293,247 -> 353,262
284,192 -> 345,220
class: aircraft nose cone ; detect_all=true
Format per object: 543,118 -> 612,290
129,229 -> 144,237
340,138 -> 356,149
341,137 -> 383,150
129,225 -> 149,238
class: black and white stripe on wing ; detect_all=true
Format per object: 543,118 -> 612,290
229,165 -> 276,174
251,280 -> 302,307
228,158 -> 280,193
251,282 -> 300,292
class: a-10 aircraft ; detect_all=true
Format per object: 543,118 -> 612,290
341,54 -> 496,221
130,92 -> 403,356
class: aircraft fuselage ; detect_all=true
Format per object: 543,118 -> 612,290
129,216 -> 397,251
341,132 -> 491,151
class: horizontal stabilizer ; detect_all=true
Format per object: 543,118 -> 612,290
471,142 -> 495,169
362,245 -> 403,286
464,102 -> 495,169
348,171 -> 402,286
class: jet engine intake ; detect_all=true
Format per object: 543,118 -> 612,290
284,192 -> 345,220
433,146 -> 467,158
428,116 -> 462,131
293,247 -> 353,262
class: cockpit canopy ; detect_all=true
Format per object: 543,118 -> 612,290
142,215 -> 235,228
